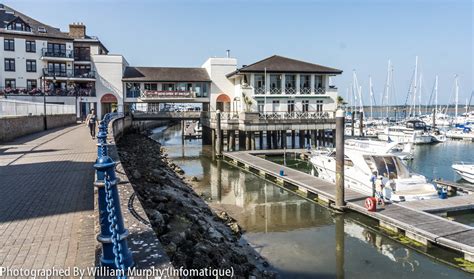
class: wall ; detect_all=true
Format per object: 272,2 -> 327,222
0,114 -> 76,142
202,57 -> 237,111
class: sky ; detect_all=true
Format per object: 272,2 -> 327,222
5,0 -> 473,105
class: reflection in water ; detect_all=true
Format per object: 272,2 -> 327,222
150,124 -> 471,278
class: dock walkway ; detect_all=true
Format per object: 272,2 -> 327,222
223,150 -> 474,262
0,125 -> 96,269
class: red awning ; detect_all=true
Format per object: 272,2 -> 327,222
101,93 -> 118,103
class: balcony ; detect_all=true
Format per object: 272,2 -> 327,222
0,87 -> 43,96
74,54 -> 91,62
0,86 -> 95,97
126,89 -> 208,100
250,86 -> 334,96
43,69 -> 96,80
41,48 -> 74,60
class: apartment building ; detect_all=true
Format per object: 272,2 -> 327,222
0,4 -> 126,119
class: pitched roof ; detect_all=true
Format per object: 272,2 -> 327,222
122,67 -> 211,82
227,55 -> 343,77
0,4 -> 72,39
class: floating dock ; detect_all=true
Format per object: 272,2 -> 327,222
223,150 -> 474,263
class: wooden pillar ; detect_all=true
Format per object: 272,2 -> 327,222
306,130 -> 311,145
291,130 -> 296,149
181,120 -> 185,144
211,129 -> 216,148
311,130 -> 317,148
239,130 -> 246,150
259,131 -> 264,149
281,130 -> 286,149
216,111 -> 222,157
332,129 -> 337,147
272,131 -> 278,149
335,109 -> 345,209
299,130 -> 305,148
246,131 -> 251,150
229,130 -> 236,151
359,111 -> 364,137
251,132 -> 256,150
351,111 -> 355,136
266,131 -> 272,149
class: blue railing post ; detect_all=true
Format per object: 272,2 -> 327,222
94,113 -> 134,273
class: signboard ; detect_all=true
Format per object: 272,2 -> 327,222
144,90 -> 192,98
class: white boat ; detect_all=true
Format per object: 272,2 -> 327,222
452,163 -> 474,183
446,127 -> 474,141
377,120 -> 432,144
344,139 -> 414,160
310,145 -> 438,202
428,128 -> 447,143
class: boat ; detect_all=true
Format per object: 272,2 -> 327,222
344,139 -> 414,160
310,144 -> 439,202
428,127 -> 447,143
377,119 -> 432,144
452,162 -> 474,183
446,126 -> 474,141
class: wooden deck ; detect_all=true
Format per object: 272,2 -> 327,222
223,150 -> 474,262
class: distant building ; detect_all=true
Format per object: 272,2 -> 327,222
0,4 -> 127,119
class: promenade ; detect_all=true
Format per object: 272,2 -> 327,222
0,125 -> 96,270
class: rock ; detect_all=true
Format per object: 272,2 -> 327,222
131,169 -> 141,179
175,167 -> 185,175
191,176 -> 199,182
149,209 -> 164,226
207,227 -> 223,243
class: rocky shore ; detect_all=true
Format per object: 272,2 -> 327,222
117,132 -> 275,278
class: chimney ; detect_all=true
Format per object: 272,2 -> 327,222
226,49 -> 230,58
69,22 -> 86,39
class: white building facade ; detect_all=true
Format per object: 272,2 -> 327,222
0,4 -> 126,119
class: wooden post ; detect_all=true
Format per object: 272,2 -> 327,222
291,130 -> 296,149
211,129 -> 216,149
335,109 -> 345,210
281,130 -> 286,149
311,130 -> 317,148
251,132 -> 256,150
335,214 -> 345,279
181,120 -> 185,144
229,130 -> 235,151
272,131 -> 278,149
239,130 -> 246,150
299,130 -> 305,148
359,111 -> 364,137
259,131 -> 264,149
216,111 -> 222,157
266,131 -> 272,149
246,132 -> 251,150
351,111 -> 355,136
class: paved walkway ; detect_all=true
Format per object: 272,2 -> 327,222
0,125 -> 97,269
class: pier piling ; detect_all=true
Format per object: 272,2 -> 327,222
335,109 -> 345,210
351,111 -> 355,136
359,111 -> 364,137
216,110 -> 222,157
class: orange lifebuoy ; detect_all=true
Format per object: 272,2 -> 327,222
365,197 -> 377,212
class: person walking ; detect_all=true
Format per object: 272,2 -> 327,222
85,109 -> 97,139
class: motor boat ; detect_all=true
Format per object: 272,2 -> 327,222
446,126 -> 474,141
452,162 -> 474,183
428,128 -> 447,143
310,144 -> 439,202
377,120 -> 432,144
344,139 -> 414,160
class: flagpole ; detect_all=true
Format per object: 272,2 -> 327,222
264,67 -> 267,113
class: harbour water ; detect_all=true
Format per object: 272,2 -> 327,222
150,124 -> 473,278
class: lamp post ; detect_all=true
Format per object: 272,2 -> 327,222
42,77 -> 48,130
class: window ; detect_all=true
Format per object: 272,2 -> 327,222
7,19 -> 31,32
300,75 -> 311,93
272,100 -> 280,111
287,100 -> 295,112
162,83 -> 175,91
285,74 -> 296,94
74,47 -> 90,61
26,60 -> 36,72
254,74 -> 265,89
5,79 -> 16,88
4,39 -> 14,51
4,58 -> 15,71
26,41 -> 36,52
176,83 -> 187,92
26,79 -> 37,90
316,100 -> 323,112
257,100 -> 264,112
315,75 -> 323,89
47,62 -> 66,76
302,100 -> 309,112
270,74 -> 281,93
47,43 -> 66,56
144,83 -> 158,91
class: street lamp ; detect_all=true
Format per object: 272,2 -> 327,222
42,76 -> 48,130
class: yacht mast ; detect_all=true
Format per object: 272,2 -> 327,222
369,76 -> 374,119
384,60 -> 391,119
412,56 -> 418,117
434,75 -> 438,114
418,72 -> 423,115
455,75 -> 459,119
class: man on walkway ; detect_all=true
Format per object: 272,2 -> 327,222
85,109 -> 98,139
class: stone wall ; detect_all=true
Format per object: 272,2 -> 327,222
0,114 -> 76,142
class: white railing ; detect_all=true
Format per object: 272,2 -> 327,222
258,111 -> 333,120
0,99 -> 75,117
210,111 -> 239,121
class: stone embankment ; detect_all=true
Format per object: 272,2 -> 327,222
117,133 -> 275,278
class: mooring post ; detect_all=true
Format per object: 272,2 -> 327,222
335,214 -> 345,279
335,109 -> 346,210
359,111 -> 364,137
181,120 -> 185,144
216,110 -> 222,157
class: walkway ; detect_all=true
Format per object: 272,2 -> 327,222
0,125 -> 97,269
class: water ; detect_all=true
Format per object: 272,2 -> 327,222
150,124 -> 473,278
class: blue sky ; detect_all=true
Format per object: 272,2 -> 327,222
5,0 -> 473,105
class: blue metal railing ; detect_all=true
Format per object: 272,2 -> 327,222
94,113 -> 133,277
